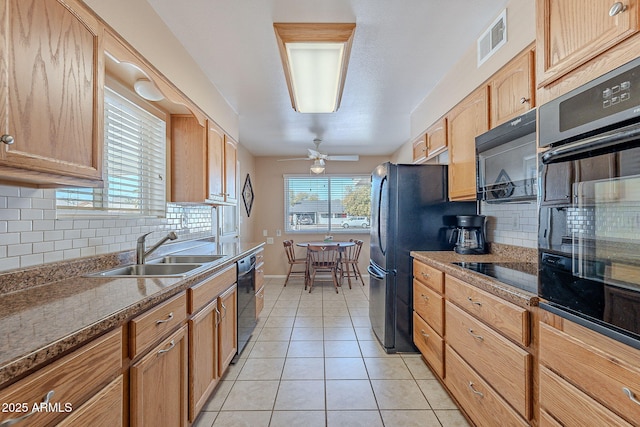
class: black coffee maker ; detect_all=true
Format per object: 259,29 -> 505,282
450,215 -> 487,255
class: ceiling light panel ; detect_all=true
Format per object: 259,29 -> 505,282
274,23 -> 356,114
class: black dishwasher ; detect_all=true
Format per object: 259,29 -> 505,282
234,254 -> 257,362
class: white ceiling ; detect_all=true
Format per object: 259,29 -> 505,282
145,0 -> 507,157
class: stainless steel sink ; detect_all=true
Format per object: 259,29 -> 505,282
89,263 -> 203,277
153,254 -> 227,264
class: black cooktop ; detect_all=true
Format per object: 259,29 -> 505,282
452,262 -> 538,293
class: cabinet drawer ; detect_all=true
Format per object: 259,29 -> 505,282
539,365 -> 632,427
130,292 -> 187,359
445,345 -> 528,427
255,249 -> 264,265
0,328 -> 122,427
413,260 -> 444,293
539,321 -> 640,423
58,375 -> 123,427
446,274 -> 529,346
256,286 -> 265,318
413,279 -> 444,335
446,302 -> 531,419
188,265 -> 236,314
413,312 -> 444,378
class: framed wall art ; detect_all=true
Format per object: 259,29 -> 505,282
242,174 -> 254,217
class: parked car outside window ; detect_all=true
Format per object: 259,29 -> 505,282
297,216 -> 313,225
342,216 -> 370,228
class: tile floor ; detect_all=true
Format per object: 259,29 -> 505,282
193,275 -> 470,427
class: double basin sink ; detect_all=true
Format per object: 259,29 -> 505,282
89,254 -> 228,278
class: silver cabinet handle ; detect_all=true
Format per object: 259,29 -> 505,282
257,292 -> 264,299
0,135 -> 14,145
420,330 -> 429,340
609,2 -> 627,16
623,387 -> 640,406
468,329 -> 484,341
520,97 -> 529,104
420,272 -> 430,278
157,339 -> 175,355
214,306 -> 222,326
420,293 -> 430,302
221,302 -> 227,319
155,311 -> 174,325
467,297 -> 482,307
468,382 -> 484,398
0,390 -> 54,426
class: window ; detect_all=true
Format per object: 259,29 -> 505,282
284,174 -> 371,233
56,87 -> 167,216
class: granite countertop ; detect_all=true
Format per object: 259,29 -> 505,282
0,240 -> 265,387
411,248 -> 539,308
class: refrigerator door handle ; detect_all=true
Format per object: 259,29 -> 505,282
368,261 -> 391,280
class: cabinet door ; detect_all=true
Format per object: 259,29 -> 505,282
207,121 -> 225,202
412,134 -> 427,163
426,118 -> 447,159
0,0 -> 103,183
537,0 -> 640,86
130,326 -> 188,427
447,86 -> 488,201
188,299 -> 219,422
171,115 -> 207,202
224,135 -> 238,203
490,49 -> 535,127
218,284 -> 238,374
58,376 -> 123,427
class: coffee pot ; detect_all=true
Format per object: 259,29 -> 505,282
449,215 -> 487,255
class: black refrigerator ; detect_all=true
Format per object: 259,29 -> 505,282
368,162 -> 476,353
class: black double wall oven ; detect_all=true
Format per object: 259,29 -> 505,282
538,56 -> 640,349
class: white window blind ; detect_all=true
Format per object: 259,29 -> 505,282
57,87 -> 167,216
284,174 -> 371,233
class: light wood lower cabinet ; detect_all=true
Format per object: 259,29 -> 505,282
0,328 -> 122,426
445,345 -> 529,427
539,316 -> 640,425
58,375 -> 124,427
218,284 -> 238,374
188,299 -> 219,422
130,325 -> 189,427
539,365 -> 632,427
413,312 -> 444,378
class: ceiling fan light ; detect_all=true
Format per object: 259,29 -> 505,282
310,160 -> 325,174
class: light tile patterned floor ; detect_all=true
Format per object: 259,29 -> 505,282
193,276 -> 470,427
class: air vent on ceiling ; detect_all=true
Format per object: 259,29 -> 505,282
477,9 -> 507,67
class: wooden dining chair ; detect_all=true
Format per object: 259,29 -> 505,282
338,239 -> 364,288
283,240 -> 307,287
306,245 -> 340,293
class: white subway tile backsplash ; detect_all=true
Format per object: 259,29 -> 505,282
481,201 -> 538,249
0,185 -> 216,271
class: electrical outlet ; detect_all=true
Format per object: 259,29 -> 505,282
266,237 -> 274,244
263,229 -> 268,237
276,229 -> 281,236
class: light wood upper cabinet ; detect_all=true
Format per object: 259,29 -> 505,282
447,86 -> 488,201
224,135 -> 238,204
412,134 -> 427,163
490,49 -> 535,128
0,0 -> 104,187
537,0 -> 640,86
207,121 -> 225,202
171,115 -> 207,203
426,117 -> 447,159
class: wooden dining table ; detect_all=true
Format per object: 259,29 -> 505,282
295,241 -> 355,289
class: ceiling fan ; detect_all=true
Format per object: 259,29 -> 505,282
278,139 -> 359,173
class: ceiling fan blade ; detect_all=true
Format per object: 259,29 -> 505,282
308,148 -> 322,159
326,155 -> 360,161
277,157 -> 311,161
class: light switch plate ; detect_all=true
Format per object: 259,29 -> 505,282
266,237 -> 274,244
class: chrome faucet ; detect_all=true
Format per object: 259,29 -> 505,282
136,231 -> 178,264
